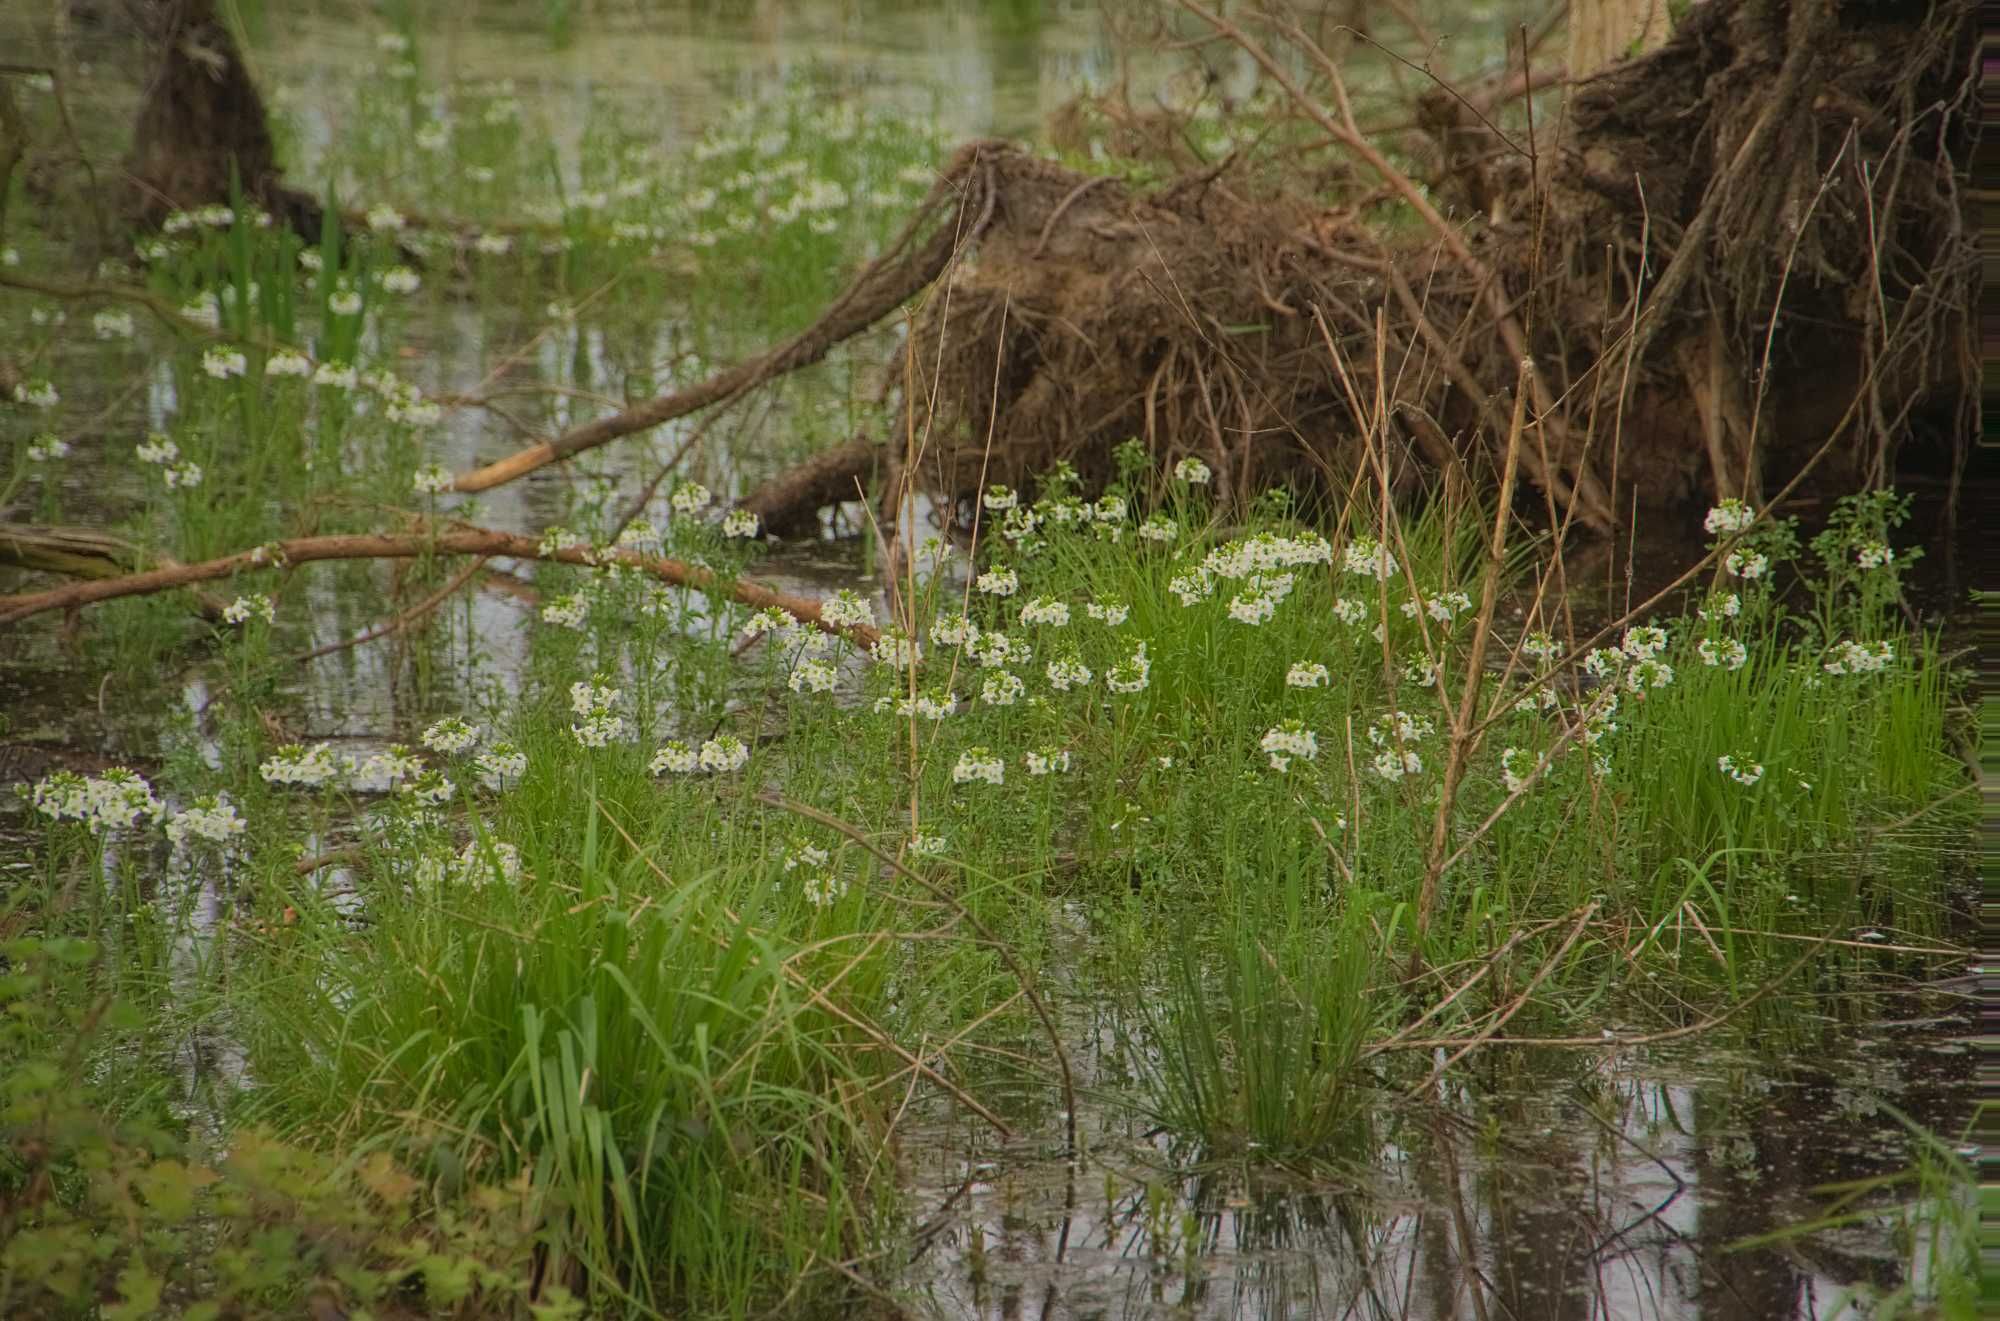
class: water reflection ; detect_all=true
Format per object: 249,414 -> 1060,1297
906,1019 -> 1970,1320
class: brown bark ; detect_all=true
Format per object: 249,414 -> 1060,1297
737,436 -> 885,539
124,0 -> 321,233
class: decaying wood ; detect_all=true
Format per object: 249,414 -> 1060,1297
738,435 -> 886,538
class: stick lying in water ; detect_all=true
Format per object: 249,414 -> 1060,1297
0,525 -> 879,646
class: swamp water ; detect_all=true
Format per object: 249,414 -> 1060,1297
0,4 -> 1973,1318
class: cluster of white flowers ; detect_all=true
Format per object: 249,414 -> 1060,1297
1106,643 -> 1151,694
328,280 -> 363,317
976,566 -> 1019,597
982,485 -> 1019,511
166,794 -> 247,849
568,675 -> 627,748
909,832 -> 948,857
871,628 -> 923,670
348,746 -> 426,792
783,841 -> 831,872
1024,746 -> 1071,776
1342,536 -> 1397,581
266,349 -> 312,377
1286,660 -> 1330,688
789,657 -> 839,694
1331,597 -> 1369,626
411,465 -> 454,495
1854,541 -> 1895,570
1138,515 -> 1178,544
313,361 -> 359,390
381,266 -> 421,295
1402,589 -> 1473,625
1169,568 -> 1213,606
402,769 -> 456,808
1822,639 -> 1894,675
421,718 -> 481,755
670,480 -> 713,515
1513,685 -> 1559,714
1703,499 -> 1755,536
259,743 -> 340,787
222,594 -> 275,625
1716,754 -> 1764,786
541,593 -> 589,630
179,293 -> 221,329
888,691 -> 957,720
92,309 -> 135,340
820,590 -> 875,630
26,434 -> 68,462
476,743 -> 528,783
722,509 -> 760,538
930,611 -> 977,646
1226,572 -> 1295,626
14,379 -> 59,408
800,872 -> 848,907
1020,597 -> 1069,627
473,232 -> 513,256
1697,637 -> 1749,670
1498,746 -> 1532,793
952,746 -> 1005,786
1724,549 -> 1769,580
1366,710 -> 1433,782
1260,721 -> 1318,773
650,735 -> 750,774
1038,656 -> 1087,691
1173,456 -> 1212,484
1698,591 -> 1741,622
30,768 -> 165,833
1622,625 -> 1669,660
365,203 -> 405,233
1085,598 -> 1129,625
1521,630 -> 1559,661
982,670 -> 1026,705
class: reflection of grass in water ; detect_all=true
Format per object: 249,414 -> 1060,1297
1726,1104 -> 1977,1320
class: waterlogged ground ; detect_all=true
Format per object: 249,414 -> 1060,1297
0,4 -> 1975,1319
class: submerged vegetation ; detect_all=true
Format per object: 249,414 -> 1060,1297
0,3 -> 1975,1318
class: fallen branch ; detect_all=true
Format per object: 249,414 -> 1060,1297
0,522 -> 226,620
0,525 -> 878,645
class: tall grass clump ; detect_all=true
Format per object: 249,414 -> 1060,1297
239,792 -> 895,1315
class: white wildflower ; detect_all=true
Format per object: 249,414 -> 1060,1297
259,742 -> 339,787
1724,550 -> 1769,580
1024,747 -> 1071,776
952,747 -> 1004,786
1020,597 -> 1070,628
222,594 -> 274,625
1703,499 -> 1755,536
670,480 -> 713,514
166,794 -> 246,849
1287,661 -> 1329,688
788,657 -> 839,694
976,565 -> 1019,597
1716,754 -> 1764,786
722,509 -> 760,538
421,718 -> 481,755
981,670 -> 1025,706
1173,456 -> 1212,484
698,735 -> 750,772
1698,637 -> 1749,670
541,593 -> 590,630
649,741 -> 698,774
